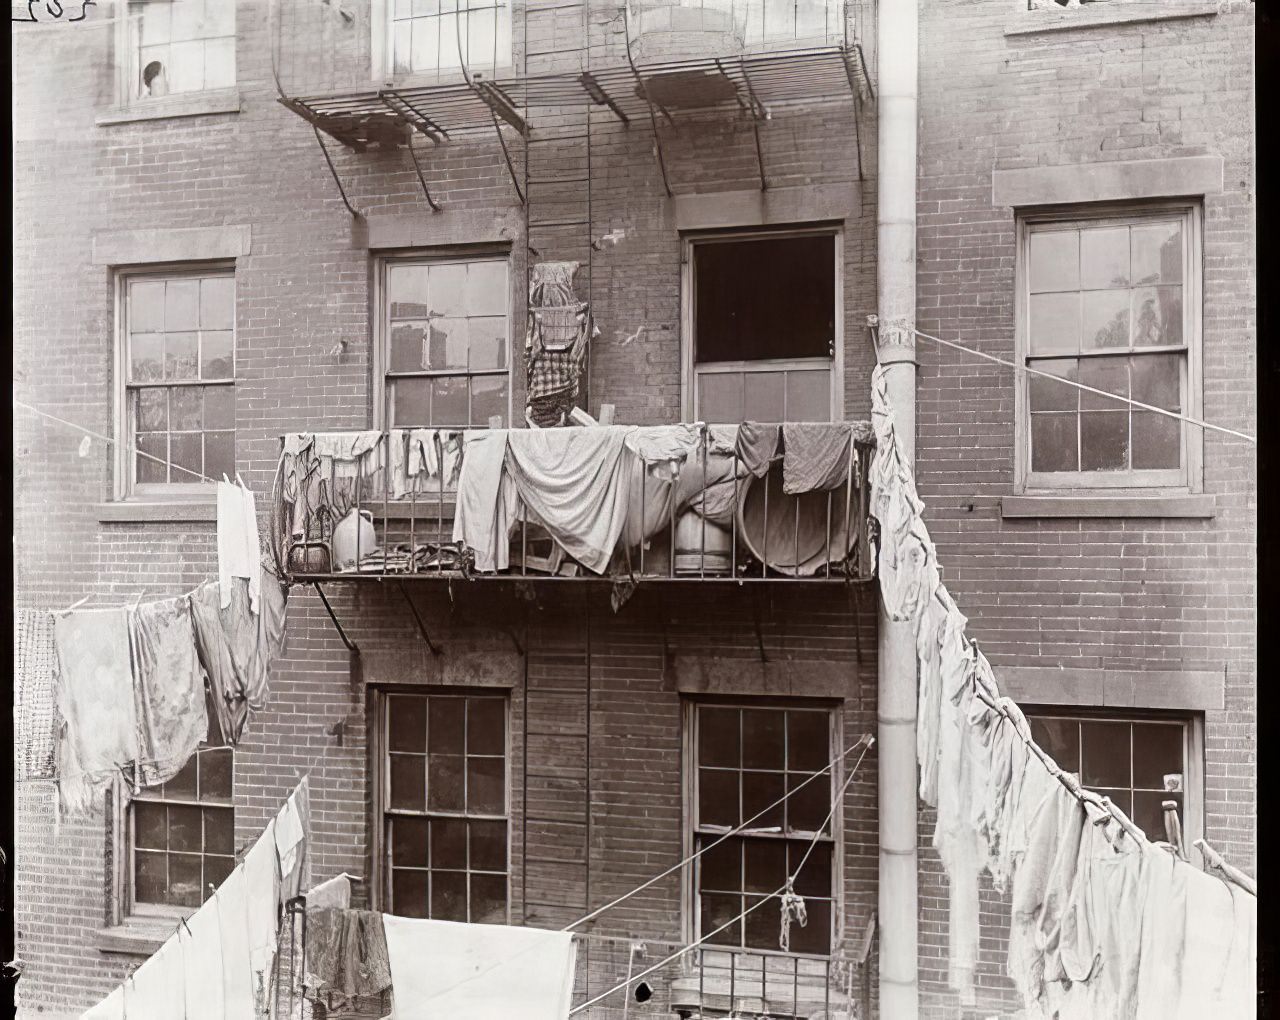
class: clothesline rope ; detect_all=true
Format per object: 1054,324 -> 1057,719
905,327 -> 1256,444
568,739 -> 874,1016
563,733 -> 874,932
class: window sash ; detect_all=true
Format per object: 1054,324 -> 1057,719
126,1 -> 236,102
384,0 -> 513,79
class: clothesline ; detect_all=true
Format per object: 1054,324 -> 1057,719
904,327 -> 1257,444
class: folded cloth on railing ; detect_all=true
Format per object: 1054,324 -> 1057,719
382,915 -> 577,1020
129,595 -> 208,789
15,608 -> 58,781
454,429 -> 521,573
53,607 -> 139,818
389,428 -> 463,498
782,422 -> 855,494
736,422 -> 780,477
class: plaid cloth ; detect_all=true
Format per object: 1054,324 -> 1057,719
15,608 -> 58,780
525,261 -> 594,407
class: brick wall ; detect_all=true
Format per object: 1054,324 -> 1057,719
13,1 -> 878,1014
915,2 -> 1255,1017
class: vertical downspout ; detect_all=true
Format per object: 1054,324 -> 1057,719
876,0 -> 920,1017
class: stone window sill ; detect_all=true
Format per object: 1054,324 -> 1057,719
98,500 -> 218,524
96,89 -> 242,126
1004,2 -> 1218,36
95,918 -> 180,957
1000,493 -> 1217,519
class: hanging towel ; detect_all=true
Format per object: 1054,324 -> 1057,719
390,428 -> 445,498
504,426 -> 635,575
15,608 -> 58,780
276,782 -> 309,900
218,480 -> 262,614
182,895 -> 226,1020
453,429 -> 520,573
124,928 -> 186,1017
306,873 -> 354,910
1134,844 -> 1187,1019
305,908 -> 393,1010
53,608 -> 139,817
781,422 -> 854,494
129,595 -> 207,789
735,422 -> 780,478
244,819 -> 281,1017
382,915 -> 577,1020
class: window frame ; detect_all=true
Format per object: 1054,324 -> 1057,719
1021,706 -> 1205,865
373,248 -> 515,437
1013,202 -> 1203,495
113,263 -> 237,502
680,225 -> 845,424
370,686 -> 513,924
681,697 -> 845,960
370,0 -> 516,87
113,0 -> 238,110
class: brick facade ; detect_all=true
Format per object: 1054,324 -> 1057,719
12,1 -> 1253,1018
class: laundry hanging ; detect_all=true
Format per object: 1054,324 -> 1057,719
15,607 -> 58,781
217,477 -> 262,614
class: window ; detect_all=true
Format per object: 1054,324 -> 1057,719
381,691 -> 509,923
383,0 -> 512,79
689,703 -> 838,956
129,690 -> 234,911
1018,206 -> 1201,491
125,0 -> 235,101
737,0 -> 846,47
1025,711 -> 1199,845
119,268 -> 235,496
380,255 -> 511,432
685,230 -> 841,423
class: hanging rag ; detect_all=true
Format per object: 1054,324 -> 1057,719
214,865 -> 256,1018
190,564 -> 288,744
15,608 -> 58,781
781,422 -> 855,494
382,915 -> 578,1020
389,427 -> 446,498
735,422 -> 781,478
121,929 -> 186,1017
217,479 -> 262,614
914,592 -> 948,806
306,873 -> 354,910
504,426 -> 636,575
778,879 -> 809,953
182,893 -> 226,1020
53,608 -> 139,817
243,819 -> 281,1017
525,261 -> 597,425
1133,844 -> 1187,1019
304,908 -> 393,1010
129,595 -> 208,789
276,781 -> 310,900
452,429 -> 521,573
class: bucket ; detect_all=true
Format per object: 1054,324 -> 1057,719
674,510 -> 733,575
735,463 -> 856,576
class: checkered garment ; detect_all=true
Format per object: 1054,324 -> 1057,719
15,608 -> 58,780
525,262 -> 594,408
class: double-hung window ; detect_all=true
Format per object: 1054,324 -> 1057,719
380,255 -> 511,433
381,0 -> 513,79
381,691 -> 510,923
124,0 -> 235,101
685,229 -> 841,424
689,702 -> 839,956
1018,205 -> 1201,491
119,268 -> 236,497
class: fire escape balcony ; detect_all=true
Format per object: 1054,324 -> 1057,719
270,423 -> 876,586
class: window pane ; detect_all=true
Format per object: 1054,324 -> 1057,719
165,756 -> 198,800
201,331 -> 235,380
203,807 -> 233,856
431,871 -> 467,922
787,712 -> 828,772
1081,721 -> 1131,788
392,20 -> 413,73
743,839 -> 785,894
135,851 -> 167,903
467,756 -> 504,814
204,431 -> 235,480
428,263 -> 468,317
389,264 -> 431,318
165,280 -> 200,331
1131,413 -> 1180,470
1132,723 -> 1183,789
1028,229 -> 1079,293
740,771 -> 785,831
699,768 -> 739,828
467,698 -> 505,755
390,753 -> 426,810
744,893 -> 778,950
1131,221 -> 1182,286
701,893 -> 741,946
167,39 -> 206,94
786,772 -> 830,834
130,333 -> 165,382
1080,226 -> 1130,289
204,0 -> 234,36
785,370 -> 830,422
391,322 -> 430,373
137,433 -> 169,484
1079,357 -> 1129,412
1135,791 -> 1181,843
430,817 -> 467,869
467,317 -> 507,371
469,820 -> 507,871
470,874 -> 507,924
428,319 -> 470,371
171,432 -> 204,482
1029,718 -> 1079,774
203,37 -> 235,90
437,12 -> 461,70
137,388 -> 169,432
743,372 -> 786,423
466,261 -> 508,316
1132,286 -> 1183,347
130,280 -> 166,332
469,375 -> 507,427
698,372 -> 744,424
789,897 -> 830,955
200,748 -> 233,799
741,710 -> 785,770
135,802 -> 168,850
204,855 -> 234,895
429,697 -> 465,754
789,841 -> 831,898
391,816 -> 430,867
392,869 -> 429,918
171,387 -> 202,430
1028,359 -> 1078,413
700,836 -> 741,892
201,385 -> 233,430
431,376 -> 470,427
139,46 -> 171,98
139,4 -> 172,46
1030,413 -> 1078,473
390,696 -> 428,752
1081,289 -> 1130,350
467,7 -> 496,67
411,14 -> 441,72
427,754 -> 465,812
170,854 -> 203,907
165,332 -> 199,380
168,805 -> 202,852
1028,292 -> 1080,355
1130,353 -> 1181,411
699,707 -> 740,768
391,378 -> 432,428
170,0 -> 204,42
1079,412 -> 1128,472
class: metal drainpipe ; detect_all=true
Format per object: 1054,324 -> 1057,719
876,0 -> 920,1017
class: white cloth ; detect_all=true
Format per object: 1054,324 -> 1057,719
306,873 -> 353,909
182,895 -> 226,1020
1175,866 -> 1256,1019
217,480 -> 261,614
218,865 -> 256,1017
81,984 -> 124,1019
504,426 -> 635,575
453,430 -> 520,573
383,916 -> 577,1020
243,819 -> 281,1017
122,932 -> 185,1017
275,786 -> 308,900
